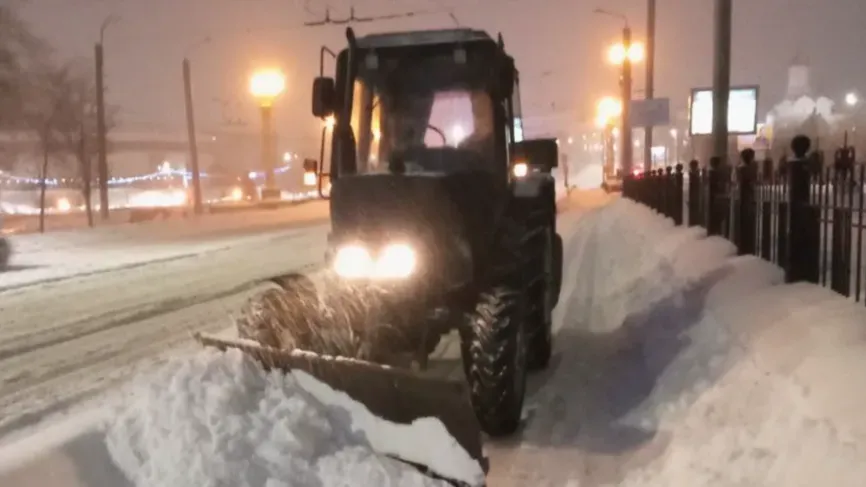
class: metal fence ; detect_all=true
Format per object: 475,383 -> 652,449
623,135 -> 866,303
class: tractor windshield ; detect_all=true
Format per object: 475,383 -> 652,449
348,49 -> 496,175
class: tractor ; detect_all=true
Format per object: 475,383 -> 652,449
198,27 -> 564,481
305,26 -> 563,435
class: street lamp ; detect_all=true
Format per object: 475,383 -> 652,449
846,92 -> 859,107
250,68 -> 286,201
596,96 -> 622,178
595,96 -> 622,127
595,7 -> 642,174
607,42 -> 645,65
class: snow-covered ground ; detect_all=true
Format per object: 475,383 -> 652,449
0,227 -> 333,436
0,200 -> 329,290
4,192 -> 866,486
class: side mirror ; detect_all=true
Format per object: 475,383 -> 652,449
511,138 -> 558,172
312,77 -> 335,118
498,59 -> 515,99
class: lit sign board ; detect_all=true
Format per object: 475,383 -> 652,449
689,86 -> 759,136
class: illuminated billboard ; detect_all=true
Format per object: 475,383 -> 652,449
689,86 -> 759,136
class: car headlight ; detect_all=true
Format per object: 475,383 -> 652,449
333,244 -> 373,278
375,243 -> 416,278
332,242 -> 417,279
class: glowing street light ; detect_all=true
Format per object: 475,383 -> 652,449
595,96 -> 623,127
250,68 -> 286,201
846,92 -> 859,107
249,69 -> 286,107
607,42 -> 645,65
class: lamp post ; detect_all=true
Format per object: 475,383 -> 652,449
249,69 -> 286,201
712,0 -> 733,165
95,14 -> 118,220
596,8 -> 644,175
644,0 -> 656,174
596,96 -> 623,177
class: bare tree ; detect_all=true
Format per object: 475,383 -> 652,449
22,64 -> 75,232
53,65 -> 117,227
0,5 -> 50,130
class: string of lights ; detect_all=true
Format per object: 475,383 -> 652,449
0,165 -> 293,187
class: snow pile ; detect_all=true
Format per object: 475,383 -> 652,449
105,348 -> 484,487
566,198 -> 736,334
568,198 -> 866,486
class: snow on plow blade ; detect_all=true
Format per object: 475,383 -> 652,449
193,332 -> 486,482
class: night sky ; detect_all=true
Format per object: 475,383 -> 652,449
16,0 -> 866,154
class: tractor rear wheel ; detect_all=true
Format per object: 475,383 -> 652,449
460,218 -> 529,437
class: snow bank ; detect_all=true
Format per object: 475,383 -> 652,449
104,348 -> 484,487
568,198 -> 866,486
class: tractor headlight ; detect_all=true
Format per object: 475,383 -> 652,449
333,244 -> 373,278
375,243 -> 416,278
512,162 -> 528,178
332,242 -> 417,279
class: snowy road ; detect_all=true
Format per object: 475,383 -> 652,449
0,208 -> 331,436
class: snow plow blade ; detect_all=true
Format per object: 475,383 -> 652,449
193,332 -> 486,474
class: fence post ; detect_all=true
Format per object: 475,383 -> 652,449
674,163 -> 684,225
737,149 -> 757,255
760,158 -> 773,260
707,157 -> 723,236
651,170 -> 661,212
787,135 -> 821,284
640,173 -> 650,206
830,145 -> 854,296
777,159 -> 789,271
663,166 -> 674,220
687,160 -> 700,226
648,170 -> 656,210
721,164 -> 734,240
646,170 -> 656,210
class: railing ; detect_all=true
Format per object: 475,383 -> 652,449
624,135 -> 866,303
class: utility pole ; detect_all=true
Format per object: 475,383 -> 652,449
260,104 -> 277,199
643,0 -> 656,172
95,15 -> 117,220
182,58 -> 204,215
621,25 -> 634,175
94,42 -> 109,219
712,0 -> 732,165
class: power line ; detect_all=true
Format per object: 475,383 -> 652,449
303,4 -> 450,27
